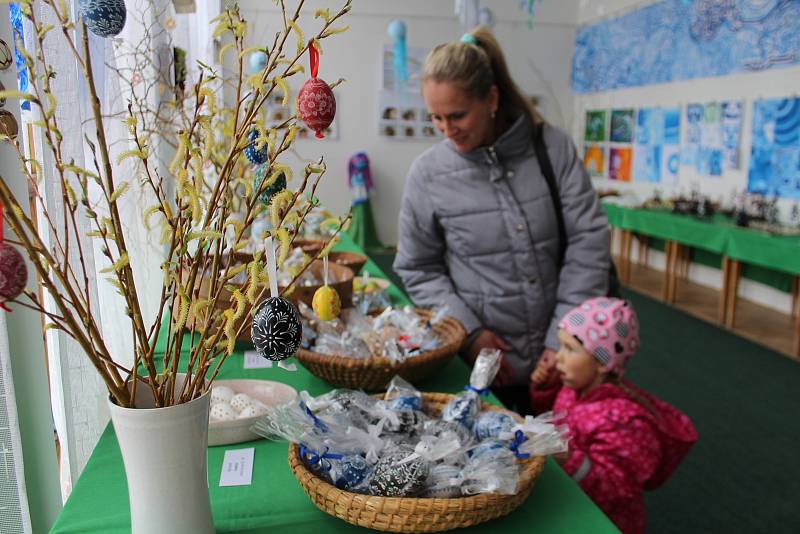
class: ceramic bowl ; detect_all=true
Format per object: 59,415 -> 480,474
208,379 -> 297,446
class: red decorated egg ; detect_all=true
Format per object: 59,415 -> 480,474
297,77 -> 336,138
0,243 -> 28,301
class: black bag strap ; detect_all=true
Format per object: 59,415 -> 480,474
531,121 -> 621,298
532,121 -> 567,268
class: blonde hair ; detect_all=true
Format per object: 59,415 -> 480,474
422,26 -> 542,126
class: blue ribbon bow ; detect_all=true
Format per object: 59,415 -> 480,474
299,444 -> 344,472
300,401 -> 329,432
508,430 -> 531,459
464,385 -> 490,396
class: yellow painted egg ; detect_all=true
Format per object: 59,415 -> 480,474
312,285 -> 341,321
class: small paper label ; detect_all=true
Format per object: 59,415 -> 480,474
277,360 -> 297,372
243,350 -> 272,369
219,448 -> 254,487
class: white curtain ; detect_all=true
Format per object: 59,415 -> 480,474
0,317 -> 32,534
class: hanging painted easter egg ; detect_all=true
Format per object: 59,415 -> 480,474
0,243 -> 28,301
244,128 -> 269,165
312,285 -> 341,321
78,0 -> 127,38
253,165 -> 287,205
251,296 -> 302,361
297,44 -> 335,139
297,77 -> 336,139
249,50 -> 267,74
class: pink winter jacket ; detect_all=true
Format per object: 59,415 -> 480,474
551,381 -> 697,534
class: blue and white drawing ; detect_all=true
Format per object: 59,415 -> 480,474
633,107 -> 680,183
8,3 -> 30,111
572,0 -> 800,93
681,101 -> 742,177
748,97 -> 800,199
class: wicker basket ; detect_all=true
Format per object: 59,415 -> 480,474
295,309 -> 466,391
288,392 -> 546,532
328,251 -> 367,275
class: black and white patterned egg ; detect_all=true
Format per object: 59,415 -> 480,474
382,409 -> 426,436
473,411 -> 516,441
368,447 -> 430,497
244,128 -> 269,165
78,0 -> 126,38
252,297 -> 302,361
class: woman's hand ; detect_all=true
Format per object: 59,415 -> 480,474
465,329 -> 515,387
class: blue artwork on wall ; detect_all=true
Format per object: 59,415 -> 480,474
681,101 -> 742,177
8,3 -> 30,111
749,97 -> 800,199
572,0 -> 800,93
633,107 -> 681,183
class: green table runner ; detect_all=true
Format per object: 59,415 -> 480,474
603,204 -> 800,283
50,233 -> 618,533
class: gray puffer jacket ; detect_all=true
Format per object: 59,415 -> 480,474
393,116 -> 609,384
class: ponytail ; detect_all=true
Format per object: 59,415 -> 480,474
422,26 -> 543,126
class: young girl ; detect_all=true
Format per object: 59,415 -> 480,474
530,297 -> 697,534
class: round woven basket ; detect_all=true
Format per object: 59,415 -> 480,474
295,309 -> 466,391
288,392 -> 546,532
328,251 -> 368,276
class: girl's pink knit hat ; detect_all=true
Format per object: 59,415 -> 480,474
558,297 -> 640,374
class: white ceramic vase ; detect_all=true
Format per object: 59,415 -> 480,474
107,374 -> 214,534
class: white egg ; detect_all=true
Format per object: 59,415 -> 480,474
211,386 -> 235,404
209,402 -> 238,422
230,393 -> 254,413
237,405 -> 260,419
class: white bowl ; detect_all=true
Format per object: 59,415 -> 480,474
208,379 -> 297,446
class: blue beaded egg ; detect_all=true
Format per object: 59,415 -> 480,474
78,0 -> 126,38
253,165 -> 287,205
334,455 -> 370,491
473,411 -> 516,441
244,128 -> 268,165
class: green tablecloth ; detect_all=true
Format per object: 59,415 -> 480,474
603,204 -> 800,279
49,234 -> 618,534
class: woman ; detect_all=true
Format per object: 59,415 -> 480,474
393,27 -> 610,413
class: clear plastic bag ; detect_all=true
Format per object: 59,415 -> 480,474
499,411 -> 570,458
459,446 -> 519,496
384,375 -> 423,412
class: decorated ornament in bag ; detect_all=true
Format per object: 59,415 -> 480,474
334,454 -> 371,491
442,349 -> 502,428
252,236 -> 302,361
312,256 -> 341,321
368,446 -> 430,497
78,0 -> 127,38
473,411 -> 516,441
297,43 -> 336,139
253,165 -> 287,205
244,128 -> 269,165
0,204 -> 28,307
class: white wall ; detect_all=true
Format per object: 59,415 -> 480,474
574,0 -> 798,314
235,0 -> 579,245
